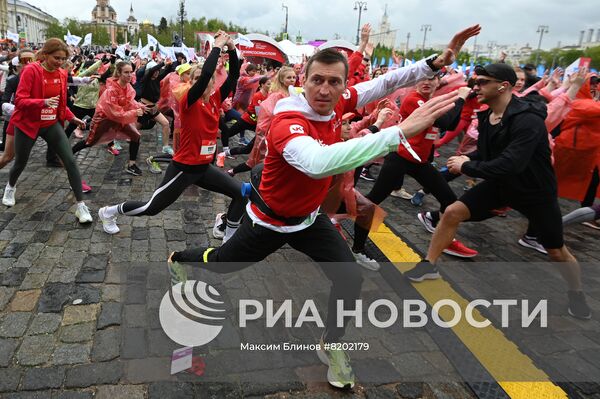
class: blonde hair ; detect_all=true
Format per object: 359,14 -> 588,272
270,66 -> 295,94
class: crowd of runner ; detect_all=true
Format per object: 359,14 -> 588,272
0,22 -> 598,389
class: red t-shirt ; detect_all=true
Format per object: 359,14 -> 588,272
460,96 -> 481,122
241,91 -> 267,125
39,69 -> 62,128
173,90 -> 221,165
251,87 -> 358,225
397,91 -> 438,163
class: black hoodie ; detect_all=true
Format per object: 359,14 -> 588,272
461,95 -> 557,203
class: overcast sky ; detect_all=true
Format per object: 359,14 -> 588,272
27,0 -> 599,50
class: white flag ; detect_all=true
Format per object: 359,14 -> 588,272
138,44 -> 150,60
83,33 -> 92,47
64,30 -> 82,46
115,43 -> 129,59
138,38 -> 142,50
6,31 -> 19,43
235,34 -> 254,48
181,43 -> 196,62
147,34 -> 159,49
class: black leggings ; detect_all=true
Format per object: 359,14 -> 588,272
118,161 -> 245,223
582,167 -> 599,208
172,213 -> 363,342
47,106 -> 95,163
230,136 -> 255,156
353,152 -> 456,252
222,119 -> 255,148
10,124 -> 83,200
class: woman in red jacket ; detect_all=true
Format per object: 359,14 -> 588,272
1,38 -> 91,223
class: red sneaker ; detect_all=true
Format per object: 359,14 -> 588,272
106,145 -> 120,156
443,239 -> 478,258
81,180 -> 92,193
216,152 -> 225,168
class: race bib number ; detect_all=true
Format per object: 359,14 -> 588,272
199,140 -> 217,161
41,107 -> 57,121
425,133 -> 439,140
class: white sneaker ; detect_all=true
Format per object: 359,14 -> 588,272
353,251 -> 380,271
75,203 -> 93,224
2,186 -> 15,207
98,206 -> 120,234
212,212 -> 225,239
391,188 -> 413,200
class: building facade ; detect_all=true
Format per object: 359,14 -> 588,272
90,0 -> 137,43
372,5 -> 396,49
0,0 -> 8,38
7,0 -> 57,45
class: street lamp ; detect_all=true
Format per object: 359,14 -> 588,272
354,1 -> 367,46
405,32 -> 410,58
487,40 -> 497,60
535,25 -> 549,65
282,4 -> 289,38
420,24 -> 431,58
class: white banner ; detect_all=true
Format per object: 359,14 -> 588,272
6,31 -> 19,43
235,34 -> 254,48
82,33 -> 92,47
147,34 -> 159,49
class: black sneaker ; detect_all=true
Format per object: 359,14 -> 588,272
126,164 -> 142,176
405,261 -> 441,282
360,168 -> 376,182
568,291 -> 592,320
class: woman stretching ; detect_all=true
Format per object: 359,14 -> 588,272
98,31 -> 245,242
71,61 -> 146,176
2,38 -> 92,224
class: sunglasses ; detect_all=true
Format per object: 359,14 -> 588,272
474,78 -> 501,87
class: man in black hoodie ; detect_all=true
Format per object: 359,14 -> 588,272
405,63 -> 591,320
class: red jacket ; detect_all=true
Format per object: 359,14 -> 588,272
8,62 -> 75,139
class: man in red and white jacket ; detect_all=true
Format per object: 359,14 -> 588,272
170,25 -> 481,390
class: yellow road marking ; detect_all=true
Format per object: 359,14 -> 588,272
368,223 -> 567,399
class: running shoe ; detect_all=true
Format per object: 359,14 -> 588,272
74,128 -> 84,139
411,190 -> 425,207
126,164 -> 142,176
212,213 -> 226,239
167,252 -> 188,286
81,180 -> 92,193
146,156 -> 162,174
75,203 -> 93,224
443,239 -> 478,258
239,137 -> 251,146
98,206 -> 120,234
162,145 -> 174,155
216,153 -> 225,168
107,145 -> 120,156
2,185 -> 15,207
353,251 -> 380,271
417,212 -> 436,233
582,220 -> 600,230
113,141 -> 123,151
568,290 -> 591,320
226,168 -> 235,177
518,235 -> 548,254
391,188 -> 413,200
434,150 -> 441,157
405,260 -> 441,282
359,168 -> 376,182
317,335 -> 355,389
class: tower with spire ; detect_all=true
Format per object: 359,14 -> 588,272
127,3 -> 139,38
373,4 -> 396,49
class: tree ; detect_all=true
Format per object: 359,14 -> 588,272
158,17 -> 168,33
44,21 -> 66,40
584,46 -> 600,70
177,0 -> 187,40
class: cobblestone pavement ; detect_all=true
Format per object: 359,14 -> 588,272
0,128 -> 598,398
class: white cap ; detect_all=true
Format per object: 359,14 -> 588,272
11,57 -> 19,66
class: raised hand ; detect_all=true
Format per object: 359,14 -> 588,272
360,23 -> 371,45
434,24 -> 481,68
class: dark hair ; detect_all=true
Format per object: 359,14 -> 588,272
258,76 -> 269,87
305,48 -> 349,80
246,63 -> 258,72
113,61 -> 132,78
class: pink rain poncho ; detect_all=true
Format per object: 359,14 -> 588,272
86,77 -> 143,146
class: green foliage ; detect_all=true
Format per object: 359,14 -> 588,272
158,17 -> 168,33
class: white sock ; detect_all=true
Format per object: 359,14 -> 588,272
77,201 -> 86,207
223,219 -> 240,242
223,146 -> 229,153
103,205 -> 120,217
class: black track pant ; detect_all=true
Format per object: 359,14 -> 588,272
353,152 -> 456,252
222,119 -> 255,148
172,213 -> 363,342
118,161 -> 245,223
47,106 -> 95,163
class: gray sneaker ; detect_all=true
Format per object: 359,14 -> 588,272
167,252 -> 187,286
146,156 -> 162,174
